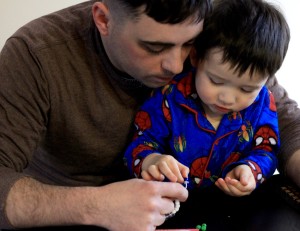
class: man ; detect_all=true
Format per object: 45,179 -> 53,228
0,0 -> 299,231
0,1 -> 211,230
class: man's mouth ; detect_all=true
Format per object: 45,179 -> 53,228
154,75 -> 173,83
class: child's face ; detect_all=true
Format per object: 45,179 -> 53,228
194,49 -> 268,118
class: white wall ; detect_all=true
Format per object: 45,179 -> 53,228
0,0 -> 86,49
0,0 -> 299,104
268,0 -> 300,104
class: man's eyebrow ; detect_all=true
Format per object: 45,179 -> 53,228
139,37 -> 196,47
140,41 -> 174,47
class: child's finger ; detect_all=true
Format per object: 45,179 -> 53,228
141,170 -> 157,181
157,161 -> 178,182
147,165 -> 165,181
178,162 -> 190,179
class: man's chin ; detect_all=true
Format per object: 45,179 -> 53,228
146,81 -> 168,88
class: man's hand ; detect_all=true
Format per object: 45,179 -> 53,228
95,178 -> 189,231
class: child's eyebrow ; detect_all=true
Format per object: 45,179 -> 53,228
208,71 -> 264,89
206,71 -> 225,80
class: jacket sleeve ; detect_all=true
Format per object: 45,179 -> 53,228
266,77 -> 300,175
124,88 -> 171,177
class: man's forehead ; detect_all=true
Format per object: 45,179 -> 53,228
130,14 -> 203,45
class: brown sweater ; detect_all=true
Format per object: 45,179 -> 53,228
0,1 -> 151,227
0,1 -> 300,228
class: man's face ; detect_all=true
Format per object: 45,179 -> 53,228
102,14 -> 203,88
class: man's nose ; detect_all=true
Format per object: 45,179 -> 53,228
161,48 -> 185,75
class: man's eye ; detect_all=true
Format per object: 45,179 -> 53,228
144,45 -> 165,54
184,42 -> 194,48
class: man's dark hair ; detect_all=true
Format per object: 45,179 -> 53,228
104,0 -> 212,24
194,0 -> 290,77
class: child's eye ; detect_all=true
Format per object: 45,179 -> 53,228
240,88 -> 254,93
209,77 -> 223,85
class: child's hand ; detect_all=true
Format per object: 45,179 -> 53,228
215,164 -> 256,196
141,153 -> 189,183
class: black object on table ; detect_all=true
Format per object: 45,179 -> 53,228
2,174 -> 300,231
160,174 -> 300,231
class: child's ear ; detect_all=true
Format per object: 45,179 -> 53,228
189,47 -> 198,67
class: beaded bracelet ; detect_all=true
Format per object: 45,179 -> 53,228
165,178 -> 189,219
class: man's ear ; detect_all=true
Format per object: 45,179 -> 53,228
189,47 -> 198,67
92,2 -> 110,35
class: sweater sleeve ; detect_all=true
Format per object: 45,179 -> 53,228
0,37 -> 49,228
266,77 -> 300,175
